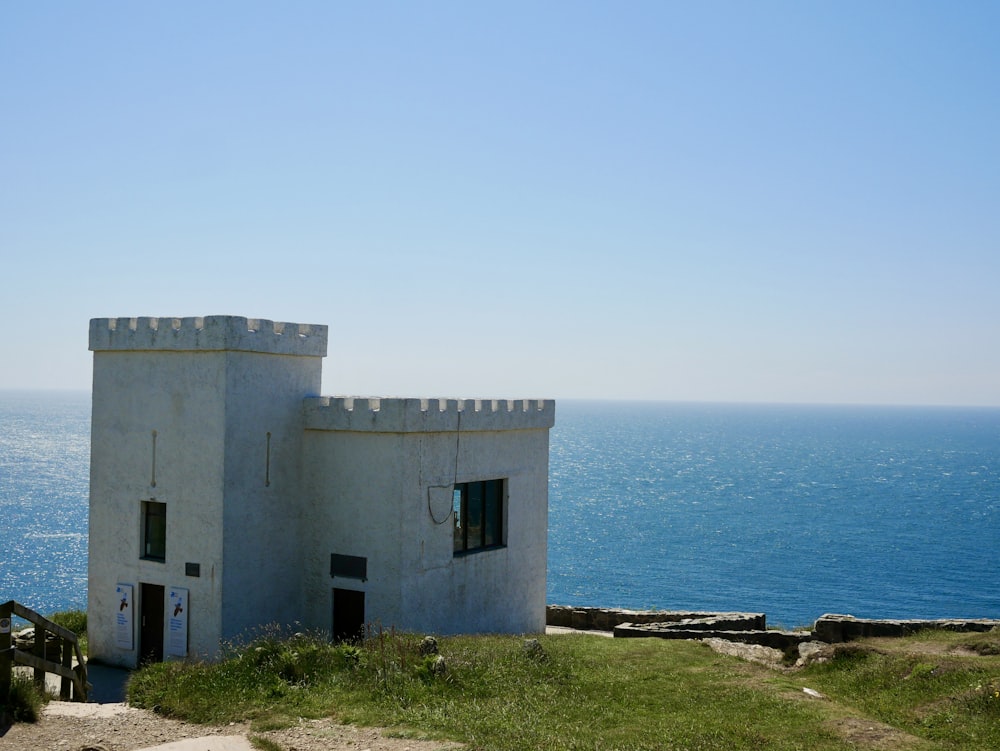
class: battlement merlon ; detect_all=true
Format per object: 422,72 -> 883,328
303,397 -> 555,433
89,316 -> 328,357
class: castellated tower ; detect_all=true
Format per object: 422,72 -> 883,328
88,315 -> 553,667
88,316 -> 327,666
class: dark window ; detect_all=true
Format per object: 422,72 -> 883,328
330,554 -> 368,581
453,479 -> 505,554
142,500 -> 166,561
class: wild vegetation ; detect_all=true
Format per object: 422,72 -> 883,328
125,624 -> 1000,751
46,609 -> 87,637
0,674 -> 47,724
1,609 -> 88,723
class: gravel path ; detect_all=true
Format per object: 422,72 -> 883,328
0,701 -> 462,751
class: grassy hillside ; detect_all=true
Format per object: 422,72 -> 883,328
127,625 -> 1000,751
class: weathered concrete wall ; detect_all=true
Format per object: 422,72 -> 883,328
219,350 -> 324,642
88,317 -> 326,666
302,398 -> 553,636
88,349 -> 229,667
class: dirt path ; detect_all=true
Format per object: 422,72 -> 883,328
0,701 -> 462,751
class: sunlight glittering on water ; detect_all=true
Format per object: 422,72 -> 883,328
0,391 -> 90,614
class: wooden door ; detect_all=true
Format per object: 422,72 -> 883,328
139,583 -> 165,663
332,588 -> 365,642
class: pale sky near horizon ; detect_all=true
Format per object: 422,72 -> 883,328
2,2 -> 998,406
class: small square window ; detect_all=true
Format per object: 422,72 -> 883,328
142,500 -> 166,561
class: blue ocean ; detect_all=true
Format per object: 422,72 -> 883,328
2,392 -> 998,627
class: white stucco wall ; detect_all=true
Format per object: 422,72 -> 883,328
219,350 -> 323,641
300,398 -> 553,636
88,317 -> 326,666
88,350 -> 229,666
398,428 -> 550,634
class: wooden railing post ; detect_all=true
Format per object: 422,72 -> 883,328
60,635 -> 72,700
2,601 -> 89,703
0,601 -> 11,701
33,621 -> 45,692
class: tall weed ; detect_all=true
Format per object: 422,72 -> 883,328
1,675 -> 47,723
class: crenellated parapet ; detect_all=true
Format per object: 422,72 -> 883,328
304,396 -> 555,433
89,316 -> 328,357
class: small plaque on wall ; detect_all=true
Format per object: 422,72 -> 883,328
185,562 -> 201,577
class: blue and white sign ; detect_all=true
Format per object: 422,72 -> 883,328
167,587 -> 188,657
115,583 -> 133,649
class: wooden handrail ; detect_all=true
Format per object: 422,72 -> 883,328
1,600 -> 90,703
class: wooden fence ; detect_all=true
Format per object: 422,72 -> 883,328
0,600 -> 90,702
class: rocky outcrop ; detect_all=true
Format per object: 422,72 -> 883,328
813,614 -> 1000,643
548,606 -> 1000,654
546,605 -> 764,632
614,617 -> 811,651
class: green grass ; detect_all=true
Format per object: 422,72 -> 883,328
126,625 -> 1000,751
249,736 -> 285,751
46,609 -> 87,636
800,631 -> 1000,749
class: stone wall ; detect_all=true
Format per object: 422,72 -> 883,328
549,607 -> 1000,651
546,605 -> 765,632
814,614 -> 1000,643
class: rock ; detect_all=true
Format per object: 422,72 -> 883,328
796,641 -> 832,666
431,654 -> 447,676
418,636 -> 439,656
702,637 -> 784,668
814,614 -> 1000,643
522,638 -> 547,661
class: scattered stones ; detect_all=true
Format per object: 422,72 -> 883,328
11,627 -> 68,661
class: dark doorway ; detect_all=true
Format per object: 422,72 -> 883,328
332,588 -> 365,642
139,583 -> 164,663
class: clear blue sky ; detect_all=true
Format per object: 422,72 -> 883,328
2,2 -> 998,405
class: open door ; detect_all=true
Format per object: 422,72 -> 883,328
139,583 -> 165,663
332,588 -> 365,642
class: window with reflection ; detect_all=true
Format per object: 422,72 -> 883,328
142,500 -> 166,561
453,479 -> 505,554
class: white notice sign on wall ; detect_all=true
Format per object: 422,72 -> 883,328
115,583 -> 134,649
167,587 -> 188,657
